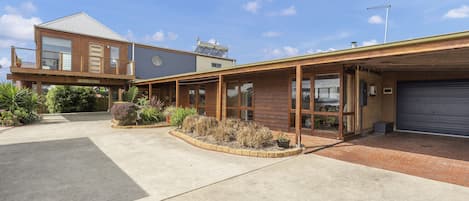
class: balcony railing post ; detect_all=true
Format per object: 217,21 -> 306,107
80,56 -> 84,72
11,46 -> 15,68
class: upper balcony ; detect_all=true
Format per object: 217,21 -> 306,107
10,46 -> 135,80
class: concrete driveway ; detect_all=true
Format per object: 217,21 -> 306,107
0,113 -> 468,201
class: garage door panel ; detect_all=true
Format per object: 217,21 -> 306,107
397,80 -> 469,136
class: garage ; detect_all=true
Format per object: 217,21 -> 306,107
397,80 -> 469,137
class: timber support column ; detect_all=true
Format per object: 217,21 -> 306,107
216,75 -> 223,120
295,65 -> 302,147
175,80 -> 180,107
148,83 -> 152,99
36,81 -> 42,95
118,88 -> 123,101
108,87 -> 113,111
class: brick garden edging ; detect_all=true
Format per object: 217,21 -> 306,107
111,120 -> 171,129
169,130 -> 303,158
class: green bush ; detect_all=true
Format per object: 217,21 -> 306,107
123,86 -> 138,103
0,83 -> 40,125
111,102 -> 138,126
139,107 -> 163,124
171,107 -> 196,127
46,86 -> 96,113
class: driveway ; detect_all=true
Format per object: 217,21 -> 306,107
0,113 -> 468,201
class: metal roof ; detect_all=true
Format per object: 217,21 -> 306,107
37,12 -> 127,42
134,30 -> 469,84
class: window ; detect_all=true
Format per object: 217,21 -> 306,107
42,36 -> 72,71
110,46 -> 119,69
211,63 -> 222,68
226,82 -> 254,121
314,74 -> 340,112
188,86 -> 206,115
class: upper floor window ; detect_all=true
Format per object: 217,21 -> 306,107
211,63 -> 222,68
110,46 -> 119,68
42,36 -> 72,71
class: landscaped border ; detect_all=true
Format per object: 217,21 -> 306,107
111,120 -> 171,129
169,130 -> 303,158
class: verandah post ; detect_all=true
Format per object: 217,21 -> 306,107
216,75 -> 223,121
175,80 -> 180,107
295,65 -> 302,147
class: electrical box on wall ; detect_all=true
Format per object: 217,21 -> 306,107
369,85 -> 377,96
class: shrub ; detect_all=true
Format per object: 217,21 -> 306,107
163,106 -> 176,117
46,86 -> 96,113
111,102 -> 138,125
139,107 -> 163,124
0,83 -> 40,125
149,96 -> 164,111
136,96 -> 149,107
236,122 -> 273,148
212,124 -> 233,142
171,107 -> 196,127
0,111 -> 20,126
123,86 -> 138,103
181,115 -> 200,133
194,116 -> 218,136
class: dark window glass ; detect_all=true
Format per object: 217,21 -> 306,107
241,110 -> 254,121
42,36 -> 72,71
110,46 -> 119,69
198,88 -> 206,107
302,79 -> 310,109
198,108 -> 205,116
211,63 -> 222,68
291,79 -> 296,109
314,115 -> 339,131
227,83 -> 239,107
314,74 -> 340,112
240,82 -> 253,107
189,89 -> 196,107
302,114 -> 312,129
290,113 -> 295,128
226,109 -> 239,118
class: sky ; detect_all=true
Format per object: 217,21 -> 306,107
1,0 -> 469,80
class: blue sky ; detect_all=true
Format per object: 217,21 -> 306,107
1,0 -> 469,80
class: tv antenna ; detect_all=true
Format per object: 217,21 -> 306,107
367,3 -> 391,43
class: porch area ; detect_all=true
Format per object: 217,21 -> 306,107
314,132 -> 469,187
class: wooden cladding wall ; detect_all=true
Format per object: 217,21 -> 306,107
205,82 -> 217,117
225,70 -> 290,132
36,27 -> 130,75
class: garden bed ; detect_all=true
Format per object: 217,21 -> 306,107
169,130 -> 302,158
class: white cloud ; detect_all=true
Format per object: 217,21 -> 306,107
124,30 -> 135,41
148,30 -> 178,42
167,32 -> 178,40
264,46 -> 299,58
280,6 -> 296,16
444,5 -> 469,19
243,1 -> 261,14
363,39 -> 378,46
307,48 -> 336,54
0,13 -> 41,40
0,57 -> 9,68
262,31 -> 281,37
368,15 -> 384,24
4,1 -> 37,15
151,31 -> 165,42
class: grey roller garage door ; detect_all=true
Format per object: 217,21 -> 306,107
397,80 -> 469,136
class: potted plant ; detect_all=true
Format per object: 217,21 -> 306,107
16,58 -> 22,67
163,106 -> 176,124
277,132 -> 290,148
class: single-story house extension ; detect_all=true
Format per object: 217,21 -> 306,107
134,31 -> 469,145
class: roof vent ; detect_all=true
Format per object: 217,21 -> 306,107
351,41 -> 358,48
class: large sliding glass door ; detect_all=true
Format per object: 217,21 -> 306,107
289,68 -> 354,139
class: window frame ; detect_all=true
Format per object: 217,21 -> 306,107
41,36 -> 72,71
225,81 -> 254,121
188,86 -> 207,115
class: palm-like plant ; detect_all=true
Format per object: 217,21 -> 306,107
123,86 -> 138,103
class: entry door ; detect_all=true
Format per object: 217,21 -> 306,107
397,80 -> 469,136
89,44 -> 104,73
